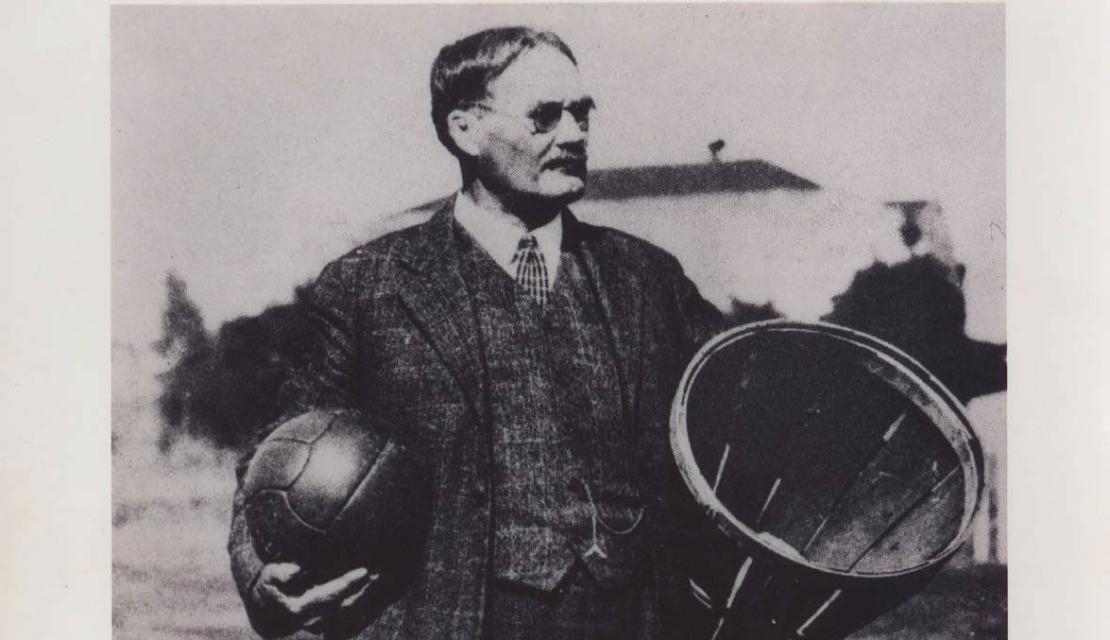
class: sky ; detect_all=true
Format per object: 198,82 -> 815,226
112,3 -> 1005,349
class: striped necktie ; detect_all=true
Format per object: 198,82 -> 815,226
513,235 -> 549,306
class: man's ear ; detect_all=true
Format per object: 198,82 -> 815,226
447,110 -> 482,158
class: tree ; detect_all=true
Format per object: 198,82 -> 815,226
822,255 -> 1006,403
153,272 -> 214,452
153,273 -> 316,453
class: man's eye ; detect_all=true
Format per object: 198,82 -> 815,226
567,102 -> 593,122
530,104 -> 564,131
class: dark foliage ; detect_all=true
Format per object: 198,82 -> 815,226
153,255 -> 1006,454
823,255 -> 1006,403
153,273 -> 214,452
154,273 -> 314,453
722,298 -> 781,327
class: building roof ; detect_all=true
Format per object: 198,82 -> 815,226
583,159 -> 819,200
403,159 -> 821,214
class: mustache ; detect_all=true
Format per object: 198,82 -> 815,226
543,153 -> 588,171
543,141 -> 588,171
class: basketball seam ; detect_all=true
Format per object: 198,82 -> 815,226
253,489 -> 328,536
326,439 -> 398,530
310,410 -> 346,444
286,411 -> 346,493
268,435 -> 315,445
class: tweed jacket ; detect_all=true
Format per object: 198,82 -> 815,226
228,202 -> 723,639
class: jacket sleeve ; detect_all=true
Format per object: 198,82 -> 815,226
666,254 -> 725,360
227,255 -> 366,636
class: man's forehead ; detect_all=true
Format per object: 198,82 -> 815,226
485,46 -> 588,107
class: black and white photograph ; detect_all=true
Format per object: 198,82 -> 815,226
105,4 -> 1014,639
14,1 -> 1110,640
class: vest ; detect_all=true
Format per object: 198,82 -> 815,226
453,221 -> 647,591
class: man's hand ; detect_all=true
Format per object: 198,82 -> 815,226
249,563 -> 378,636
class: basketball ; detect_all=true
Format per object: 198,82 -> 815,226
242,409 -> 431,581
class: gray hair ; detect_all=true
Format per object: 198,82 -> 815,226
430,26 -> 577,157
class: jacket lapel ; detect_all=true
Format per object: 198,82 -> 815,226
394,203 -> 488,426
390,206 -> 645,431
565,212 -> 645,427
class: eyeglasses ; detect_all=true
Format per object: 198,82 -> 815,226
469,98 -> 595,135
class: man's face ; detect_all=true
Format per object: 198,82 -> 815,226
471,46 -> 592,208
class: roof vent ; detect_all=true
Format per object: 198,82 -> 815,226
708,139 -> 726,163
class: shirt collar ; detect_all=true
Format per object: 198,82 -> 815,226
452,191 -> 563,285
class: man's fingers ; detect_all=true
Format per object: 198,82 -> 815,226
257,581 -> 299,614
340,579 -> 374,609
304,567 -> 371,603
335,567 -> 373,587
251,564 -> 303,615
288,567 -> 373,617
255,563 -> 376,625
262,562 -> 303,585
300,574 -> 379,636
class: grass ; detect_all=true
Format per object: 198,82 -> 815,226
113,402 -> 1005,640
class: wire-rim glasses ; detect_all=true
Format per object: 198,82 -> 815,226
468,97 -> 595,135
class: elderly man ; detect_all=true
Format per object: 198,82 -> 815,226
229,26 -> 722,639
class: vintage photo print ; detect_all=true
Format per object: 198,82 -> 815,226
111,4 -> 1006,639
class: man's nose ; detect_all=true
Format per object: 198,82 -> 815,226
552,109 -> 587,145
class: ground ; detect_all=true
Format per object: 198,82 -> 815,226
112,438 -> 1006,640
852,564 -> 1006,640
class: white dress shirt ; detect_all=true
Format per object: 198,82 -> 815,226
452,191 -> 562,290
